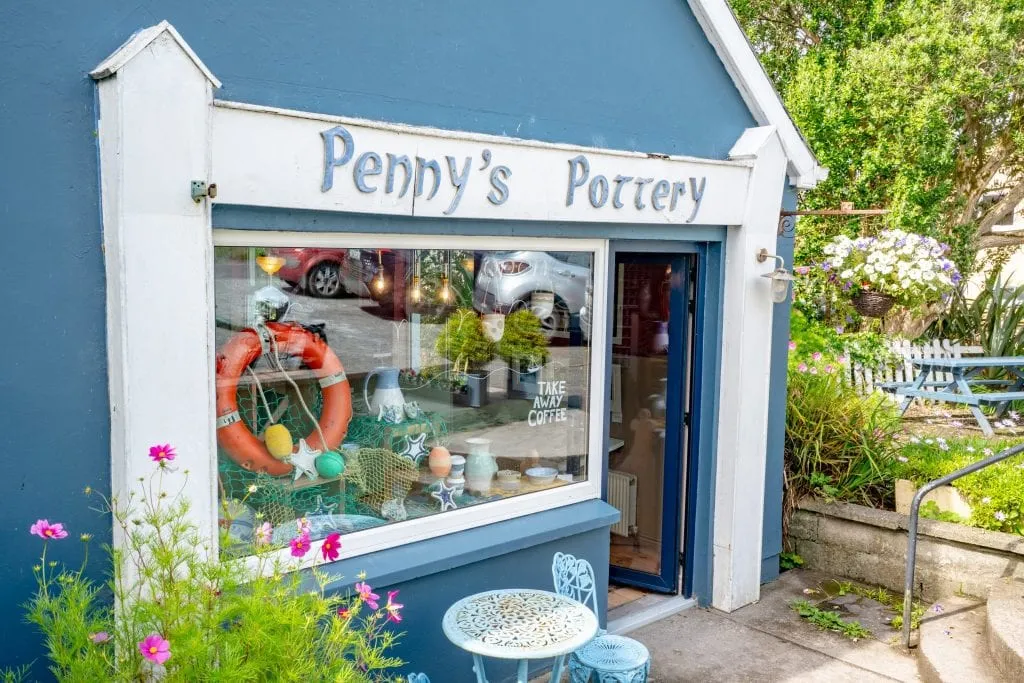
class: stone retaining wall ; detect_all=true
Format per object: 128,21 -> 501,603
789,499 -> 1024,601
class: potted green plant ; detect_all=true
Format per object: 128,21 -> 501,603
498,309 -> 550,399
435,308 -> 495,407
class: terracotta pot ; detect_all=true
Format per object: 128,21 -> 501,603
428,446 -> 452,477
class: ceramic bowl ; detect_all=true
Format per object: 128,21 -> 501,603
497,469 -> 521,491
525,466 -> 558,485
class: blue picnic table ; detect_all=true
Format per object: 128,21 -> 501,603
879,357 -> 1024,437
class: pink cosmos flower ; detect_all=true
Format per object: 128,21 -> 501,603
148,444 -> 176,464
355,581 -> 380,610
812,352 -> 822,361
89,632 -> 110,644
385,590 -> 404,623
138,633 -> 171,665
337,606 -> 351,619
788,341 -> 797,351
321,533 -> 341,562
795,266 -> 810,275
290,532 -> 311,557
30,520 -> 68,540
254,522 -> 272,546
824,365 -> 834,374
296,517 -> 312,535
797,363 -> 808,373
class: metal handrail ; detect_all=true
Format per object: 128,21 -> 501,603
902,441 -> 1024,648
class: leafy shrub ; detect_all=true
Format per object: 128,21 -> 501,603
895,436 -> 1024,534
790,310 -> 898,370
928,268 -> 1024,357
785,355 -> 902,512
14,447 -> 404,681
496,309 -> 550,367
435,308 -> 495,370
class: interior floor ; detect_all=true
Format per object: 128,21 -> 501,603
608,584 -> 648,610
610,535 -> 661,575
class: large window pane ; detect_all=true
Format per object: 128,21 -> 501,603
214,245 -> 594,557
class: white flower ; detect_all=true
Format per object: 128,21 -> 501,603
982,497 -> 992,504
939,442 -> 950,451
984,448 -> 994,456
925,438 -> 934,444
248,484 -> 258,494
910,436 -> 921,444
995,511 -> 1007,522
966,446 -> 975,453
840,269 -> 855,279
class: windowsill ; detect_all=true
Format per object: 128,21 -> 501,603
311,499 -> 619,591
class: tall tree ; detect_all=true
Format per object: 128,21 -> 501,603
732,0 -> 1024,271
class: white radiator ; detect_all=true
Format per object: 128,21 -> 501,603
608,469 -> 638,538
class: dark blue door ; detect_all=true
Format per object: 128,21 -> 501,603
607,252 -> 692,593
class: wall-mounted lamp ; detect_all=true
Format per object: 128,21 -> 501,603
756,248 -> 797,303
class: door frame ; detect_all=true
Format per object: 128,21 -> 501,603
604,240 -> 722,600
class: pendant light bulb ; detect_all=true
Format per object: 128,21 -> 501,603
374,271 -> 386,293
439,275 -> 451,303
411,275 -> 422,303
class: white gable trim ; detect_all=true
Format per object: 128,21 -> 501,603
689,0 -> 828,189
89,19 -> 221,88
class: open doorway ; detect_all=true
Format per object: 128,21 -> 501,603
607,251 -> 695,597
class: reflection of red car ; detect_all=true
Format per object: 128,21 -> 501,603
270,248 -> 349,298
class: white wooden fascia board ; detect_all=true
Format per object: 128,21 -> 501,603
213,99 -> 755,170
688,0 -> 827,189
90,20 -> 222,88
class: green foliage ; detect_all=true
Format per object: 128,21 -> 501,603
780,552 -> 805,571
435,308 -> 495,369
791,601 -> 872,640
895,436 -> 1024,534
734,0 -> 1024,276
919,500 -> 969,524
786,354 -> 902,508
928,267 -> 1024,356
789,309 -> 898,370
18,463 -> 404,681
496,310 -> 550,367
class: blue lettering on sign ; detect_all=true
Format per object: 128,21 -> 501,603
564,154 -> 709,222
320,126 -> 710,221
320,125 -> 511,210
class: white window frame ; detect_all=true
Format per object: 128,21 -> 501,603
213,230 -> 608,571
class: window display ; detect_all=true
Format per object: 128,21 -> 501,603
214,244 -> 595,557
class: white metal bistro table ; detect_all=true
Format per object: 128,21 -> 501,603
442,588 -> 599,683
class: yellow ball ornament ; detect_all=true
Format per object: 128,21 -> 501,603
264,424 -> 294,459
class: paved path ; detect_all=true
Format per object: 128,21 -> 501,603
535,569 -> 920,682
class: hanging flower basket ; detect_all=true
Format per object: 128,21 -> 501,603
852,290 -> 896,318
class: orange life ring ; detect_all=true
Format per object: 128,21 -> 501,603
215,322 -> 352,476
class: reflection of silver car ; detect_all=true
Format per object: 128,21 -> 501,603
473,251 -> 591,334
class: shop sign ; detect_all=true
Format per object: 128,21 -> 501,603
213,103 -> 753,226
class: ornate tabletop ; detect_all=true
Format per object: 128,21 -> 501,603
442,589 -> 599,660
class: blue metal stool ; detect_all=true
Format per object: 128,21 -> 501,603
551,552 -> 650,683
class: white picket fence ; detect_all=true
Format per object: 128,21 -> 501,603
849,339 -> 983,395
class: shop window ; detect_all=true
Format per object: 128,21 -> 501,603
213,241 -> 598,559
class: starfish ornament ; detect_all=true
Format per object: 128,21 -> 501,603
289,438 -> 321,482
398,433 -> 429,465
430,478 -> 458,512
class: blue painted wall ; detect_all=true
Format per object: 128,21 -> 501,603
761,186 -> 799,583
0,0 -> 771,674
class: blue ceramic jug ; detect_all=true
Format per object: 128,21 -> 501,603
364,366 -> 406,415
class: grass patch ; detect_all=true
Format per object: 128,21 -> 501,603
791,600 -> 872,641
896,435 -> 1024,535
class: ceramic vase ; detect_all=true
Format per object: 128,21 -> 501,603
449,454 -> 466,478
531,291 -> 555,319
429,446 -> 452,477
465,437 -> 497,493
481,313 -> 506,342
